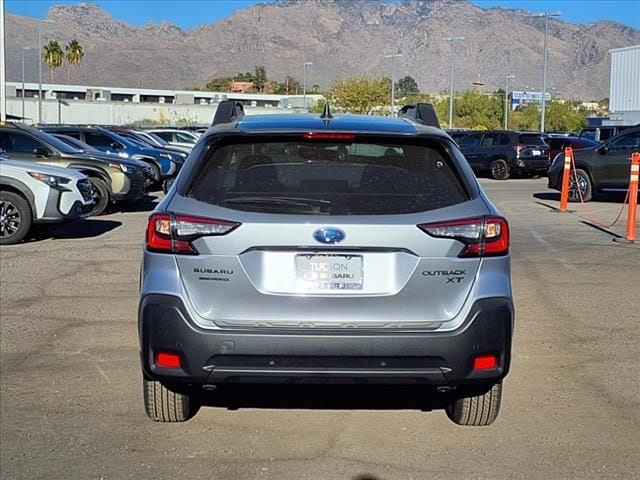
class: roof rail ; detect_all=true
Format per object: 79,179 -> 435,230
399,103 -> 440,128
211,100 -> 245,126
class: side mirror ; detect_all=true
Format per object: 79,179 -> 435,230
597,145 -> 608,155
34,147 -> 50,157
110,142 -> 123,150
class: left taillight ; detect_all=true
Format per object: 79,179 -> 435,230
146,212 -> 240,255
418,216 -> 509,257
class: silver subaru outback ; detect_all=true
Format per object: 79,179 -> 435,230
139,103 -> 514,426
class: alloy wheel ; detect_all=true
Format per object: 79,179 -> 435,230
0,200 -> 22,239
569,173 -> 588,201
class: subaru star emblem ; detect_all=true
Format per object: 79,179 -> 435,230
313,227 -> 346,244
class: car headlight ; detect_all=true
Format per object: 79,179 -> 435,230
118,152 -> 130,159
28,172 -> 72,188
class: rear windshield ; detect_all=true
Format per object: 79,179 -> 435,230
187,138 -> 469,215
518,134 -> 547,146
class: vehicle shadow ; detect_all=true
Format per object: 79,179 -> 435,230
533,191 -> 629,204
113,195 -> 160,213
533,192 -> 560,201
27,219 -> 122,241
198,384 -> 450,413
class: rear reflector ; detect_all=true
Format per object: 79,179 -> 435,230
473,354 -> 499,371
146,212 -> 240,255
418,216 -> 509,257
302,133 -> 355,140
155,352 -> 182,369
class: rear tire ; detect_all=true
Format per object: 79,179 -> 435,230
0,191 -> 32,245
490,159 -> 510,180
445,382 -> 503,426
568,168 -> 592,202
143,378 -> 199,422
88,178 -> 110,216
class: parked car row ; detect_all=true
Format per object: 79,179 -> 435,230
0,123 -> 200,244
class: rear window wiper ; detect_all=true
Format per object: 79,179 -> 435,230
224,196 -> 332,213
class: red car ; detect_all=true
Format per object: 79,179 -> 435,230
546,135 -> 599,161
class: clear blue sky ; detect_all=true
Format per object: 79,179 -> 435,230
5,0 -> 640,29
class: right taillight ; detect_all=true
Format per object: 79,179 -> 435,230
146,212 -> 240,255
418,216 -> 509,257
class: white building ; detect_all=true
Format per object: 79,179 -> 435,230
607,45 -> 640,126
3,81 -> 325,125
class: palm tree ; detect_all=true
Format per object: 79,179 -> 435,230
65,39 -> 84,83
42,40 -> 64,83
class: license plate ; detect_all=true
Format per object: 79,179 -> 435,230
295,254 -> 363,291
532,149 -> 541,156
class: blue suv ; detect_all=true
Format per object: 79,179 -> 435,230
41,126 -> 186,183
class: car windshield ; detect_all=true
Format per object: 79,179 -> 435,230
145,132 -> 169,146
33,129 -> 82,154
54,134 -> 98,152
188,138 -> 469,215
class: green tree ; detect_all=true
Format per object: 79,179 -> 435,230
253,66 -> 268,93
273,76 -> 301,95
206,76 -> 233,91
395,76 -> 419,97
510,104 -> 541,131
42,40 -> 64,83
233,71 -> 255,82
544,101 -> 587,133
64,39 -> 84,83
330,75 -> 391,114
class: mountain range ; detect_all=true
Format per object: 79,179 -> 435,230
5,0 -> 640,100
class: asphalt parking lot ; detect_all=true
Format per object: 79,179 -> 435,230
1,178 -> 638,480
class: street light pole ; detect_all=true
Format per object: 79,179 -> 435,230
504,74 -> 515,130
384,52 -> 402,116
38,20 -> 43,124
302,61 -> 312,112
533,11 -> 561,133
37,19 -> 54,124
443,36 -> 464,129
21,47 -> 32,121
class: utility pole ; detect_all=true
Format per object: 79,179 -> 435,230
384,52 -> 402,116
443,36 -> 464,129
504,74 -> 515,130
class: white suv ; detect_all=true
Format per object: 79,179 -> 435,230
0,157 -> 94,244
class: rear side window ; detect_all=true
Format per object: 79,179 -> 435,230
187,138 -> 469,215
518,134 -> 546,146
459,133 -> 482,147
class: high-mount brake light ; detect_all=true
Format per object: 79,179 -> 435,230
418,216 -> 509,257
302,133 -> 355,140
146,213 -> 240,254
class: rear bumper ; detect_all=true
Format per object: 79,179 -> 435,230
512,157 -> 550,172
139,295 -> 514,386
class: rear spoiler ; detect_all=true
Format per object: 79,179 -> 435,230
211,100 -> 245,126
399,103 -> 440,128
